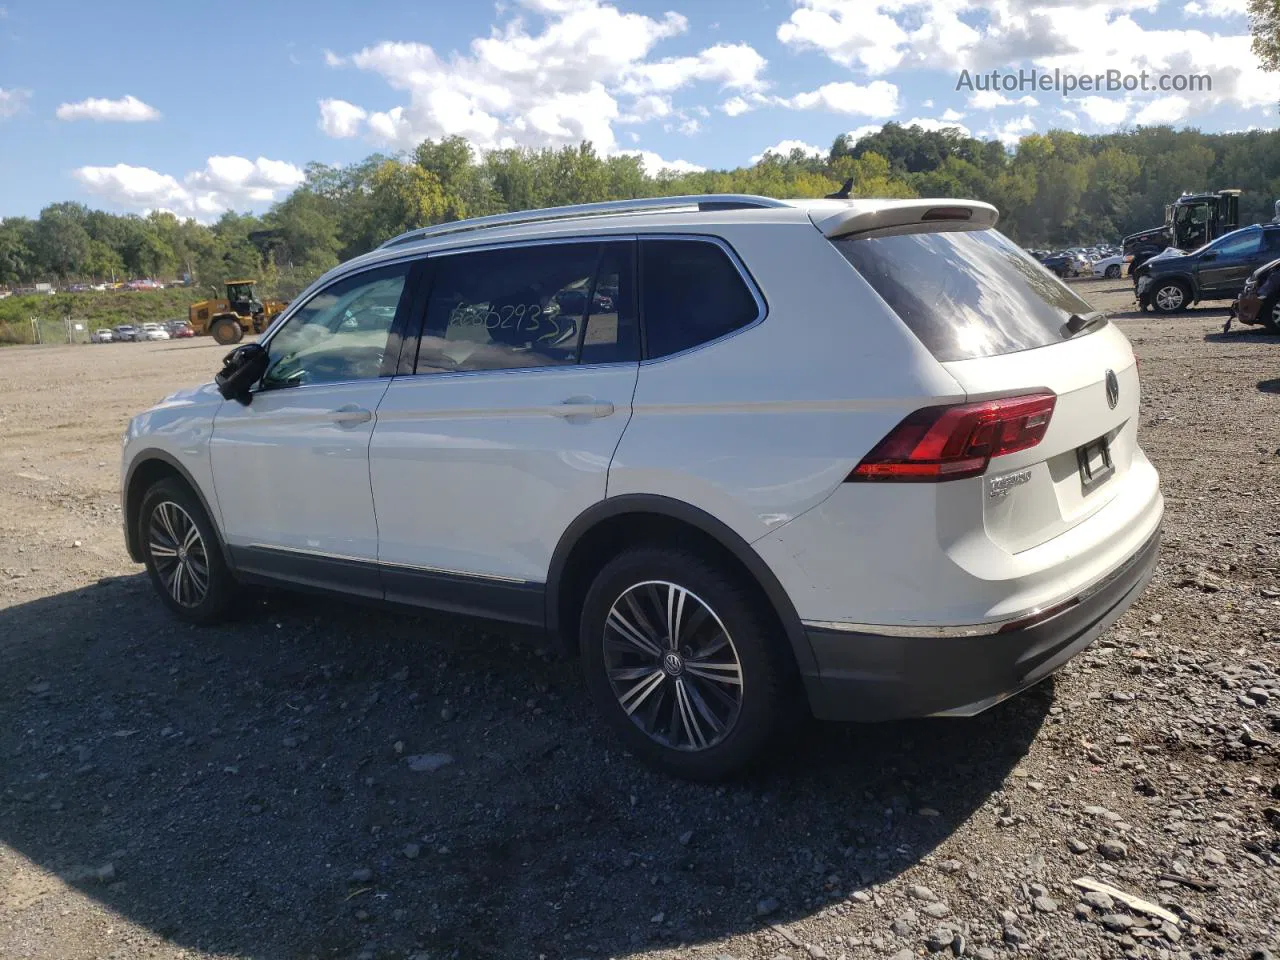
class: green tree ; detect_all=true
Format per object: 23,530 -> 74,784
1249,0 -> 1280,70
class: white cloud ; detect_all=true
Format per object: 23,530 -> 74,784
620,42 -> 767,95
0,86 -> 30,118
1133,94 -> 1192,125
751,139 -> 825,164
1076,95 -> 1130,125
782,80 -> 900,117
941,107 -> 966,122
321,1 -> 769,154
845,123 -> 884,145
74,155 -> 304,219
777,0 -> 910,74
968,91 -> 1039,110
319,98 -> 368,137
55,94 -> 160,122
1183,0 -> 1247,16
900,116 -> 973,137
775,0 -> 1280,122
617,150 -> 705,176
618,94 -> 672,123
720,96 -> 750,116
980,114 -> 1036,148
323,48 -> 346,67
922,98 -> 934,107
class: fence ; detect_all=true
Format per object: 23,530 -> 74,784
0,316 -> 92,346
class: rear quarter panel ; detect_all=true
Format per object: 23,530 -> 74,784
607,223 -> 964,544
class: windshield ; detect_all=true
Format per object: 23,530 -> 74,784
832,227 -> 1103,362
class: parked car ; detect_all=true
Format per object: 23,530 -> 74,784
113,324 -> 140,342
1228,256 -> 1280,332
121,194 -> 1163,780
1039,252 -> 1090,277
1134,222 -> 1280,313
90,327 -> 114,343
1091,254 -> 1129,279
166,320 -> 196,338
141,322 -> 170,341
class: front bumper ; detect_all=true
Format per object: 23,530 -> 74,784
801,527 -> 1161,721
1232,293 -> 1262,325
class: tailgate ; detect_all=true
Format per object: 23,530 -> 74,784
943,323 -> 1139,553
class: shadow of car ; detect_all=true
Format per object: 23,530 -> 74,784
0,577 -> 1047,958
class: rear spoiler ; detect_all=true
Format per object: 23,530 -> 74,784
812,199 -> 999,240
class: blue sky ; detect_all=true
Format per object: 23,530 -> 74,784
0,0 -> 1275,220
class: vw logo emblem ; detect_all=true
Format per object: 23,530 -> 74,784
662,652 -> 684,677
1104,369 -> 1120,410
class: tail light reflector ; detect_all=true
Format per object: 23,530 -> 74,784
848,393 -> 1057,482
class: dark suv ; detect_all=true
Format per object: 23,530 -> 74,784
1134,223 -> 1280,313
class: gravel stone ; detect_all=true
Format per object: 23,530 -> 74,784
1097,839 -> 1128,860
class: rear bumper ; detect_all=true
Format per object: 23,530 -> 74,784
801,526 -> 1161,721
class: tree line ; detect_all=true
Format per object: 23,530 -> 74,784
3,124 -> 1279,298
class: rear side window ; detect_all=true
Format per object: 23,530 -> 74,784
833,228 -> 1101,362
417,241 -> 638,374
640,238 -> 760,359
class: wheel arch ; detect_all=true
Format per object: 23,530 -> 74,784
546,494 -> 819,695
123,451 -> 230,568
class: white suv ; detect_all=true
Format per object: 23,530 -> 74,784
121,194 -> 1163,779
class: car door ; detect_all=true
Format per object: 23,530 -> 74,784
369,239 -> 639,623
210,259 -> 420,598
1197,228 -> 1262,296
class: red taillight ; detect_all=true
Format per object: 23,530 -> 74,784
848,393 -> 1057,482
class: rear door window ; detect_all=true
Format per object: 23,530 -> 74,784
639,238 -> 761,359
416,241 -> 637,374
833,228 -> 1102,361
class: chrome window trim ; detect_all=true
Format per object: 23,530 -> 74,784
425,233 -> 636,258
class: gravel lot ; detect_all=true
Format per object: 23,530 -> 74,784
2,278 -> 1279,960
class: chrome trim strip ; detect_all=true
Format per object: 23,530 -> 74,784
241,543 -> 532,585
427,233 -> 636,258
802,528 -> 1158,638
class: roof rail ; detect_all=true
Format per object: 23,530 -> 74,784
378,194 -> 791,249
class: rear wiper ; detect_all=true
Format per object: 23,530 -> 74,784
1065,311 -> 1106,335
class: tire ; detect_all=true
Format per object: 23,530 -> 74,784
1105,264 -> 1121,279
580,546 -> 799,781
1150,279 -> 1190,314
211,319 -> 243,345
1262,294 -> 1280,333
138,477 -> 239,624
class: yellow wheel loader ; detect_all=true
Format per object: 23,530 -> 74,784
189,280 -> 289,345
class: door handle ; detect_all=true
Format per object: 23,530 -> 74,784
549,396 -> 615,419
331,404 -> 373,425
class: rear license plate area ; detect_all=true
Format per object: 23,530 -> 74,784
1077,436 -> 1114,491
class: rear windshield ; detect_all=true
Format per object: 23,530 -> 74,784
833,228 -> 1102,361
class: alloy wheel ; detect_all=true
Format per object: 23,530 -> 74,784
147,501 -> 210,608
1154,284 -> 1185,311
602,580 -> 744,752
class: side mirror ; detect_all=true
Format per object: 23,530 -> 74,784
1200,252 -> 1217,262
215,343 -> 269,404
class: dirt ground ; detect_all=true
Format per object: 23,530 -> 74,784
1,278 -> 1278,960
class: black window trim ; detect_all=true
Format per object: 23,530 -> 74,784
636,233 -> 768,365
402,235 -> 642,380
